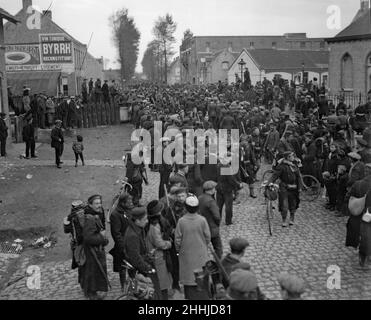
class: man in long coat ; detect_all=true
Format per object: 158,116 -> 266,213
198,181 -> 222,258
0,113 -> 8,157
50,120 -> 64,168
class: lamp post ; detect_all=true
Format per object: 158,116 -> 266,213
238,58 -> 246,83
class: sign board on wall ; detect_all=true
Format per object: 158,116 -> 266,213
5,44 -> 41,69
39,34 -> 74,64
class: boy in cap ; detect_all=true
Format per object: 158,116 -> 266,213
226,270 -> 259,300
277,273 -> 305,300
51,120 -> 64,168
170,164 -> 189,190
198,181 -> 222,258
221,237 -> 250,283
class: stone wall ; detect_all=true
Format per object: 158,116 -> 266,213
328,39 -> 371,95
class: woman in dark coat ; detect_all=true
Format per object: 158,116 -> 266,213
123,207 -> 161,299
79,195 -> 109,300
346,173 -> 371,266
109,194 -> 134,291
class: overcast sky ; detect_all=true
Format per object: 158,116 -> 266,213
0,0 -> 363,72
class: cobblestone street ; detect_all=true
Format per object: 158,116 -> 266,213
0,125 -> 371,300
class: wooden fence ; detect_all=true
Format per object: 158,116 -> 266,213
11,99 -> 124,143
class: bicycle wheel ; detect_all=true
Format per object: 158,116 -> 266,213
267,200 -> 273,236
262,170 -> 274,183
301,175 -> 321,202
116,294 -> 137,300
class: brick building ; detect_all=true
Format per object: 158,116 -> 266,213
4,0 -> 104,96
326,0 -> 371,96
180,33 -> 328,84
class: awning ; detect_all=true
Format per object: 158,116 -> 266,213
6,71 -> 61,96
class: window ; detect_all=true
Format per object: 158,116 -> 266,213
206,42 -> 210,53
320,41 -> 325,49
222,61 -> 229,70
250,42 -> 254,49
341,53 -> 353,90
272,42 -> 277,49
322,75 -> 328,87
300,42 -> 306,49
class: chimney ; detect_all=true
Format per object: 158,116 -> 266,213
43,10 -> 52,19
22,0 -> 33,10
360,0 -> 370,11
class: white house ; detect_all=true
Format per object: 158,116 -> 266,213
228,49 -> 329,86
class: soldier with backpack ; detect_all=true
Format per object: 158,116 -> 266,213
64,195 -> 109,300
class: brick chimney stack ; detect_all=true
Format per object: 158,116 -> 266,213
360,0 -> 370,11
22,0 -> 33,10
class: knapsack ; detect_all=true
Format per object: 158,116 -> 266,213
63,201 -> 88,267
65,201 -> 87,242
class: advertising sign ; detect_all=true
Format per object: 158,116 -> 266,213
5,44 -> 41,66
40,33 -> 73,64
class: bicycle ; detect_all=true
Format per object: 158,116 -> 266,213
300,174 -> 321,202
261,182 -> 279,236
116,260 -> 155,300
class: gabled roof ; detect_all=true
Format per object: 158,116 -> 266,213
0,7 -> 19,24
231,49 -> 329,72
211,48 -> 240,62
4,6 -> 86,48
326,8 -> 371,42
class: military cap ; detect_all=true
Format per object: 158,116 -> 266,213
277,273 -> 305,295
88,194 -> 102,204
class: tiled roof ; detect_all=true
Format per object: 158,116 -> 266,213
245,49 -> 329,71
327,8 -> 371,42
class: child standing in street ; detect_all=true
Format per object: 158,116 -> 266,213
73,135 -> 85,167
